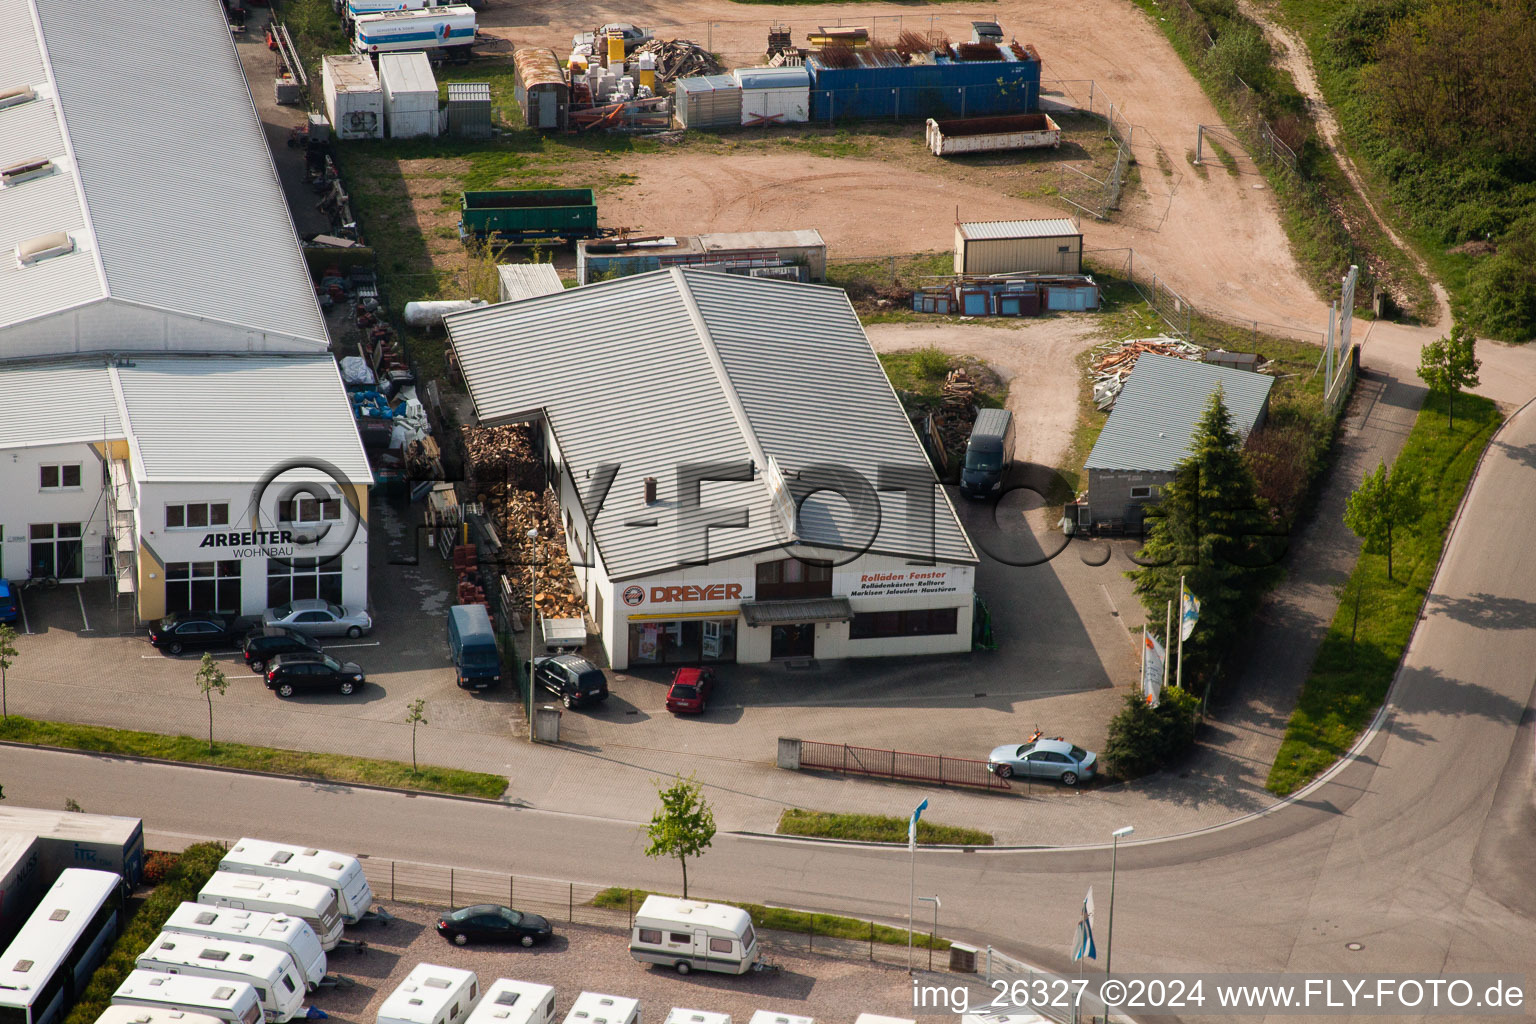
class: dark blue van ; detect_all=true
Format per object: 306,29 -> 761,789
0,579 -> 17,624
448,604 -> 501,689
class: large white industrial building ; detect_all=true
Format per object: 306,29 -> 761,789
0,0 -> 370,620
446,268 -> 978,669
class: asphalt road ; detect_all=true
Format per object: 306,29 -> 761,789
8,388 -> 1535,1021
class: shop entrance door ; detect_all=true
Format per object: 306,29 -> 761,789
770,623 -> 815,659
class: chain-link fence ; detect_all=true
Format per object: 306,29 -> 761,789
1041,79 -> 1134,221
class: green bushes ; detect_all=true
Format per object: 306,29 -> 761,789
1104,688 -> 1203,779
777,809 -> 995,846
66,843 -> 227,1024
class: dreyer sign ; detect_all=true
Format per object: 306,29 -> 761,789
622,581 -> 748,607
836,567 -> 969,598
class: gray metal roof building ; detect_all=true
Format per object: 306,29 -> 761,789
1085,352 -> 1275,473
496,262 -> 565,303
445,268 -> 975,580
956,218 -> 1079,241
0,0 -> 329,360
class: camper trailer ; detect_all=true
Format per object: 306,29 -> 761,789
747,1015 -> 812,1024
135,933 -> 306,1022
562,994 -> 638,1024
198,872 -> 344,951
465,980 -> 556,1024
111,970 -> 262,1024
217,839 -> 374,924
629,896 -> 758,975
664,1012 -> 730,1024
94,1007 -> 225,1024
163,902 -> 327,990
376,964 -> 480,1024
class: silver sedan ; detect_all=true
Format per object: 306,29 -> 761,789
262,598 -> 373,638
987,738 -> 1098,786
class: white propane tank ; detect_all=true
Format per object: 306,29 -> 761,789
403,298 -> 488,329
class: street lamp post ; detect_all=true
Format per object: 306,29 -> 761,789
524,527 -> 538,736
1105,825 -> 1134,977
917,895 -> 940,972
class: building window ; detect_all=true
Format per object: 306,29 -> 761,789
40,464 -> 82,489
166,502 -> 230,529
165,561 -> 242,614
709,937 -> 733,953
278,497 -> 342,523
267,557 -> 343,608
28,523 -> 84,579
755,557 -> 832,601
849,607 -> 960,640
1058,245 -> 1072,253
1129,486 -> 1152,499
638,929 -> 661,944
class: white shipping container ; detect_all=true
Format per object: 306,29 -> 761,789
322,54 -> 384,140
380,52 -> 440,138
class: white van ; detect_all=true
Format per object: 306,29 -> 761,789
218,839 -> 375,924
198,871 -> 345,951
464,979 -> 556,1024
664,1012 -> 730,1024
562,994 -> 638,1024
94,1006 -> 226,1024
376,964 -> 479,1024
629,896 -> 758,976
747,1014 -> 812,1024
163,901 -> 327,991
111,970 -> 263,1024
136,933 -> 306,1023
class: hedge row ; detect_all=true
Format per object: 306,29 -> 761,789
66,843 -> 228,1024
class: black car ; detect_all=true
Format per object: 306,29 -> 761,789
533,654 -> 608,709
243,628 -> 324,673
265,653 -> 366,697
436,904 -> 553,948
148,613 -> 239,655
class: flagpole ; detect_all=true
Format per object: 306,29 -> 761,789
1176,575 -> 1185,689
1139,626 -> 1146,699
907,830 -> 916,973
1162,600 -> 1172,690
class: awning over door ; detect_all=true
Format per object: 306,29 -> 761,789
739,597 -> 854,626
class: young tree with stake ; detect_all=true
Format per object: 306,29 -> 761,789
195,652 -> 229,754
406,698 -> 427,773
644,774 -> 716,899
0,624 -> 17,720
1344,459 -> 1423,581
1417,322 -> 1481,431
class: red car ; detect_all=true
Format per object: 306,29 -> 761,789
665,667 -> 716,714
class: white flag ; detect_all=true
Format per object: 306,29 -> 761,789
1141,631 -> 1165,707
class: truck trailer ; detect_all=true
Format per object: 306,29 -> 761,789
352,6 -> 476,59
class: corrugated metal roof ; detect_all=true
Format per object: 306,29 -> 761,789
697,229 -> 825,251
676,75 -> 739,94
958,218 -> 1079,241
445,269 -> 975,578
114,357 -> 372,483
1084,352 -> 1274,473
379,52 -> 435,97
512,47 -> 565,91
733,66 -> 811,89
0,361 -> 122,449
496,262 -> 564,302
0,0 -> 328,356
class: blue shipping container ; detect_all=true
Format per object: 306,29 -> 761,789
806,51 -> 1040,122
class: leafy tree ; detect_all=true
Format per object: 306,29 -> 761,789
1103,688 -> 1202,779
0,624 -> 17,720
406,698 -> 427,773
194,653 -> 229,754
1343,460 -> 1423,581
1417,322 -> 1481,430
1129,389 -> 1279,688
643,775 -> 716,899
1466,254 -> 1536,342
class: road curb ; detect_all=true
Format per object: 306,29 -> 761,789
0,739 -> 513,807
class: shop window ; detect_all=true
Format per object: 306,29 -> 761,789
849,607 -> 959,639
266,557 -> 343,608
277,497 -> 342,523
39,464 -> 82,489
755,557 -> 832,601
166,502 -> 230,529
165,560 -> 241,614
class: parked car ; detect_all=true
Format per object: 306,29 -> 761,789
532,653 -> 608,709
0,579 -> 17,624
265,653 -> 366,697
242,628 -> 324,673
573,22 -> 652,52
664,667 -> 716,714
435,904 -> 553,947
262,598 -> 372,638
148,613 -> 240,655
987,737 -> 1098,786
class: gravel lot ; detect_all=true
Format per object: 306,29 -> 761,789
315,903 -> 919,1024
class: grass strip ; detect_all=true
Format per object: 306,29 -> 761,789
777,808 -> 995,846
67,843 -> 227,1024
592,888 -> 950,949
0,716 -> 508,799
1267,392 -> 1502,795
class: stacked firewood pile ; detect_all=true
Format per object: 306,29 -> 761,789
633,38 -> 722,83
495,491 -> 588,623
932,368 -> 983,459
463,424 -> 542,493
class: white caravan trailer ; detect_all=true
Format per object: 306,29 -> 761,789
198,872 -> 344,951
217,840 -> 374,924
376,964 -> 479,1024
628,896 -> 758,975
747,1015 -> 812,1024
464,979 -> 556,1024
163,902 -> 327,990
851,1017 -> 915,1024
94,1007 -> 225,1024
135,933 -> 305,1023
562,994 -> 638,1024
664,1012 -> 730,1024
111,970 -> 262,1024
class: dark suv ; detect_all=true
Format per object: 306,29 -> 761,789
533,654 -> 609,709
243,628 -> 323,673
265,653 -> 366,697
